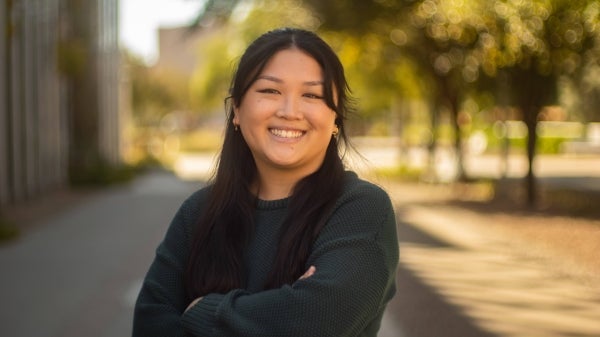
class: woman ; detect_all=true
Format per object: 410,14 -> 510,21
133,27 -> 399,337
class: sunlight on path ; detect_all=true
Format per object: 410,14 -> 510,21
173,153 -> 218,181
401,243 -> 600,337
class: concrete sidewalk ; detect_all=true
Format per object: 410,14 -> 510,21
384,180 -> 600,337
0,171 -> 200,337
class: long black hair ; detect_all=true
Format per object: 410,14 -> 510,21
185,27 -> 353,299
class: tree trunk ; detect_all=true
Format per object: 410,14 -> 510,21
425,103 -> 439,182
450,100 -> 465,181
441,75 -> 465,181
525,115 -> 538,206
512,68 -> 557,207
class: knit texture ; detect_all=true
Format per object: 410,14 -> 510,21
133,171 -> 399,337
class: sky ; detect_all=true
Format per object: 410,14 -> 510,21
119,0 -> 205,64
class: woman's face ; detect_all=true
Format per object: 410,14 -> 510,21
233,48 -> 337,179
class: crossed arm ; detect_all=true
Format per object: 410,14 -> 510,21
183,266 -> 316,313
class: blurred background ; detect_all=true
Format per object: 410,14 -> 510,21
1,0 -> 599,336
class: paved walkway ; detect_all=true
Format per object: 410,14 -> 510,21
1,162 -> 599,337
384,181 -> 600,337
0,171 -> 200,337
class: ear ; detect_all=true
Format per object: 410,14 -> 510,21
232,106 -> 240,125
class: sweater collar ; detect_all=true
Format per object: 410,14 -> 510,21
253,171 -> 358,210
256,197 -> 289,210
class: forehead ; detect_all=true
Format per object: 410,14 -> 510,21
259,48 -> 323,78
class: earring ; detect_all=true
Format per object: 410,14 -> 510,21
332,125 -> 339,136
234,123 -> 239,131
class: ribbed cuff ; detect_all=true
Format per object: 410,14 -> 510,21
181,293 -> 225,336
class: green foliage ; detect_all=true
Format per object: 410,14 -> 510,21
484,129 -> 570,155
536,137 -> 570,154
192,0 -> 600,124
69,156 -> 142,186
375,165 -> 424,182
126,53 -> 191,124
301,0 -> 407,34
182,0 -> 600,209
322,32 -> 427,118
190,0 -> 321,113
189,31 -> 237,112
234,0 -> 320,37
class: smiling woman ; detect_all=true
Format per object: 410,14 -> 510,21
133,27 -> 399,337
232,48 -> 338,198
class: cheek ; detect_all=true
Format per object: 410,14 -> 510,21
323,110 -> 338,126
238,99 -> 276,122
307,113 -> 336,135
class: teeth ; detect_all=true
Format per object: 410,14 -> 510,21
270,129 -> 304,138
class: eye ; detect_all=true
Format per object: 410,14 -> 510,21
303,93 -> 324,99
257,88 -> 280,94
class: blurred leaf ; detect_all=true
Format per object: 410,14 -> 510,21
126,53 -> 191,124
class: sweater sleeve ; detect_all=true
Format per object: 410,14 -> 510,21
132,192 -> 200,337
181,184 -> 399,337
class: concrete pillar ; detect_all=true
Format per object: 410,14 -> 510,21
23,0 -> 39,199
97,0 -> 121,165
0,0 -> 7,206
1,0 -> 122,207
9,0 -> 25,202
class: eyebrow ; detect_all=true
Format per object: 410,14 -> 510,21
257,75 -> 323,86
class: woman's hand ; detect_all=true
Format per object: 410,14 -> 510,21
298,266 -> 316,281
185,297 -> 203,313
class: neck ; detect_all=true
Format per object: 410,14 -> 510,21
254,173 -> 297,200
254,166 -> 315,200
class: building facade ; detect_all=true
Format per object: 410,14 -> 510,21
0,0 -> 121,209
154,25 -> 215,76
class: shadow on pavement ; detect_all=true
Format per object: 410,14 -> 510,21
385,191 -> 600,337
385,217 -> 500,337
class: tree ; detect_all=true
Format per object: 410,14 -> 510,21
195,0 -> 600,203
190,0 -> 321,114
196,0 -> 481,178
304,0 -> 499,181
478,0 -> 600,205
397,0 -> 492,181
126,52 -> 190,125
579,62 -> 600,122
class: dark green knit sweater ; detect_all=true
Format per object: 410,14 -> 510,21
133,171 -> 398,337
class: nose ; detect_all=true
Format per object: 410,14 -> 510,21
276,95 -> 303,120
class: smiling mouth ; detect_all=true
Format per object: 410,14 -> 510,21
269,128 -> 305,139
